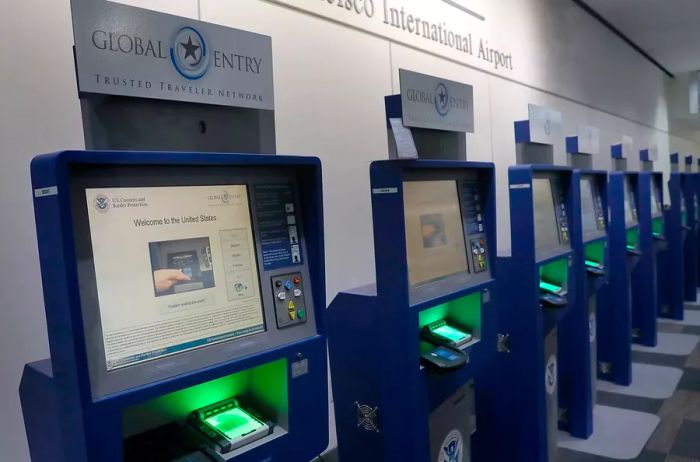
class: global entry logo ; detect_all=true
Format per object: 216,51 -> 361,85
170,26 -> 210,80
435,82 -> 450,116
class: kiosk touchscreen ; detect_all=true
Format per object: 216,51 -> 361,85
20,151 -> 328,462
328,160 -> 496,462
482,165 -> 574,462
559,171 -> 608,439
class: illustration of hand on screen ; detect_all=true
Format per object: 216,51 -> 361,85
153,269 -> 191,294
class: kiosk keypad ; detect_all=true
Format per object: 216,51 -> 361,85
459,176 -> 490,276
469,238 -> 488,272
272,273 -> 308,328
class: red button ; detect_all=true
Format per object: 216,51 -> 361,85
293,276 -> 301,285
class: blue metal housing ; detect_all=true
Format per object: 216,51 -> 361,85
695,162 -> 700,291
659,171 -> 687,319
631,172 -> 658,346
682,169 -> 698,302
480,164 -> 575,462
20,151 -> 329,462
597,172 -> 638,385
327,159 -> 498,462
559,169 -> 609,439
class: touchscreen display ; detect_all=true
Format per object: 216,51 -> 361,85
651,181 -> 662,216
85,185 -> 264,371
532,179 -> 561,249
624,177 -> 637,225
580,178 -> 600,235
403,180 -> 469,287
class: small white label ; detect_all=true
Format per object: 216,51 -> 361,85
437,429 -> 464,462
510,183 -> 531,190
545,355 -> 557,395
372,188 -> 398,195
390,117 -> 419,159
291,358 -> 309,378
34,186 -> 58,198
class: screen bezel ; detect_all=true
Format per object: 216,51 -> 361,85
70,164 -> 316,399
401,169 -> 492,306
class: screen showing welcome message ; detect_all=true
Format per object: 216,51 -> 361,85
85,185 -> 264,371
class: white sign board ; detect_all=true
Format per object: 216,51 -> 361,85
620,135 -> 634,159
576,124 -> 600,156
528,104 -> 562,145
399,69 -> 474,133
644,146 -> 659,162
71,0 -> 274,109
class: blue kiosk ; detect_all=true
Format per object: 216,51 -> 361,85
329,72 -> 495,461
630,150 -> 658,347
658,154 -> 687,319
639,151 -> 667,332
481,106 -> 576,461
682,155 -> 698,303
327,159 -> 497,462
559,130 -> 609,439
20,151 -> 329,462
695,158 -> 700,295
596,141 -> 639,386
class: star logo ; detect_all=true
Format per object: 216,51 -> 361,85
434,82 -> 450,116
180,36 -> 201,63
170,26 -> 210,80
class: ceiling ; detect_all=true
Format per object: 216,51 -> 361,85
582,0 -> 700,75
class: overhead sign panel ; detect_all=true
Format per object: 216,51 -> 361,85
576,124 -> 600,156
399,69 -> 474,133
71,0 -> 274,109
528,104 -> 562,145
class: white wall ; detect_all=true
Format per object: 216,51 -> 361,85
0,0 -> 697,460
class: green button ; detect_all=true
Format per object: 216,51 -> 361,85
297,309 -> 306,320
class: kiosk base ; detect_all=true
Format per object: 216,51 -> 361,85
428,381 -> 475,462
558,405 -> 659,460
20,360 -> 64,462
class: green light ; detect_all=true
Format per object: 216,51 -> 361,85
540,281 -> 562,294
585,260 -> 601,268
627,244 -> 635,251
431,324 -> 470,343
205,406 -> 265,441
